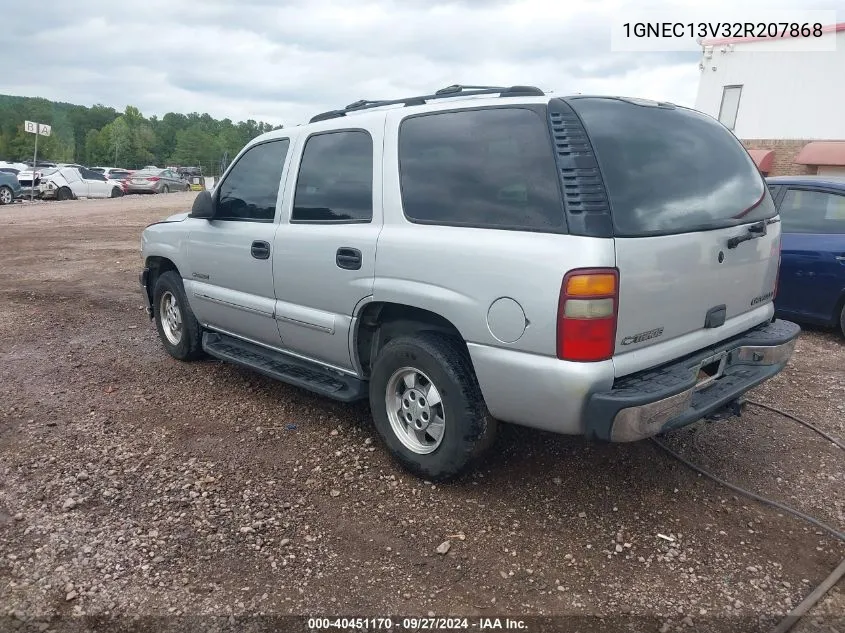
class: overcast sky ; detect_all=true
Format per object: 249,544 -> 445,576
2,0 -> 841,126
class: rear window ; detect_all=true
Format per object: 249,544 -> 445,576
569,98 -> 775,236
398,107 -> 564,232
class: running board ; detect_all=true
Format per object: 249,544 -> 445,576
202,332 -> 367,403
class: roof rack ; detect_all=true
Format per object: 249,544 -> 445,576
309,84 -> 545,123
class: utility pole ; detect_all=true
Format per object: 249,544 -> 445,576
24,120 -> 51,202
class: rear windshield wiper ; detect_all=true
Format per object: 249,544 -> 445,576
727,220 -> 768,249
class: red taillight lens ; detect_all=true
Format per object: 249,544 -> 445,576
146,177 -> 160,182
557,268 -> 619,362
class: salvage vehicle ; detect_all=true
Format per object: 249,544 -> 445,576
125,168 -> 191,194
767,175 -> 845,337
0,172 -> 22,205
139,85 -> 801,480
39,166 -> 125,200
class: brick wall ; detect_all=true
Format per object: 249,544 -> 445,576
740,139 -> 818,177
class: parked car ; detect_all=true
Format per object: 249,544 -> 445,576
139,85 -> 800,480
767,175 -> 845,336
39,166 -> 125,200
16,169 -> 47,198
91,167 -> 133,180
125,168 -> 190,194
0,172 -> 22,205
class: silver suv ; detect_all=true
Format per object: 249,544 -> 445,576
139,85 -> 800,480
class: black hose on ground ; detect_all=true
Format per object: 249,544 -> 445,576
653,401 -> 845,633
746,399 -> 845,451
651,438 -> 845,542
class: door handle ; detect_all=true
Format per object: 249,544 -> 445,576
250,240 -> 270,260
336,247 -> 362,270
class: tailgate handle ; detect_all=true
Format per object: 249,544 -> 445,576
704,304 -> 726,329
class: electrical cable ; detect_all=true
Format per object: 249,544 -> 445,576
746,399 -> 845,451
652,402 -> 845,633
651,438 -> 845,542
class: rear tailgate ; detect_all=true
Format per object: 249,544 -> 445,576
567,97 -> 780,374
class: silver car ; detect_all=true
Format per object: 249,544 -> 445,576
139,84 -> 800,481
125,168 -> 189,194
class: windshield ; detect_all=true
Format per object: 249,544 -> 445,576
569,97 -> 775,237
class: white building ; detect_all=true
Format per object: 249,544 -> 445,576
695,23 -> 845,176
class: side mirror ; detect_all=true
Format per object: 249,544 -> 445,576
190,190 -> 215,219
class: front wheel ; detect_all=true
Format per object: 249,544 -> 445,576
369,332 -> 497,481
0,186 -> 13,205
110,186 -> 124,198
839,302 -> 845,338
152,270 -> 204,361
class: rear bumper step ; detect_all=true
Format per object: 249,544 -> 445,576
585,319 -> 801,442
202,331 -> 367,403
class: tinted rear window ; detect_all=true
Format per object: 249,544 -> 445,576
570,98 -> 775,236
398,107 -> 564,231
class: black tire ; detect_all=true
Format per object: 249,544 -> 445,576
110,186 -> 123,198
57,187 -> 73,201
369,332 -> 497,481
162,184 -> 170,194
839,302 -> 845,338
0,185 -> 12,205
152,270 -> 204,361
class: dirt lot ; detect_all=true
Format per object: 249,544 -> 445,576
1,193 -> 843,633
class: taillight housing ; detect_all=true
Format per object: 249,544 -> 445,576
147,177 -> 160,182
557,268 -> 619,362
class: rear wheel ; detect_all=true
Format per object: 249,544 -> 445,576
162,184 -> 170,194
839,302 -> 845,338
152,270 -> 204,361
369,332 -> 497,481
0,186 -> 13,205
57,187 -> 73,201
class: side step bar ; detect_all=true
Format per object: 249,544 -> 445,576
202,331 -> 367,403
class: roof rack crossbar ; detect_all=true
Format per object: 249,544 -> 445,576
309,84 -> 545,123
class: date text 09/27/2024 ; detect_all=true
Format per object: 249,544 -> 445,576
623,22 -> 823,39
307,617 -> 527,630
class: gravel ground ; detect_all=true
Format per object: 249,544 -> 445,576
0,194 -> 843,633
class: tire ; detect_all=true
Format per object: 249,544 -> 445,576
110,186 -> 124,198
0,186 -> 12,205
369,332 -> 497,481
152,270 -> 204,361
839,302 -> 845,338
162,184 -> 170,194
57,187 -> 73,201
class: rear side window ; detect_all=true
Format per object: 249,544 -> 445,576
779,188 -> 845,234
217,138 -> 290,222
398,108 -> 564,231
292,130 -> 373,223
569,98 -> 775,236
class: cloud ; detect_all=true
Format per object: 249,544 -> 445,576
1,0 -> 839,125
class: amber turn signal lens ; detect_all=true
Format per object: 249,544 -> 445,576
565,273 -> 617,297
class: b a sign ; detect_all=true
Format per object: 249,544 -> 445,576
24,121 -> 52,136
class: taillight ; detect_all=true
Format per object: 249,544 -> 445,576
146,177 -> 160,182
557,268 -> 619,362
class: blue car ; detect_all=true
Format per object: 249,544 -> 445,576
0,171 -> 22,205
767,176 -> 845,337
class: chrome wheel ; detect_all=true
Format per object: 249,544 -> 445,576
385,367 -> 445,455
0,187 -> 12,205
159,291 -> 183,345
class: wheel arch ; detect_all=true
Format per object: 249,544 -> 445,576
352,301 -> 469,378
143,256 -> 181,308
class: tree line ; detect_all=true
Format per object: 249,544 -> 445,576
0,94 -> 282,176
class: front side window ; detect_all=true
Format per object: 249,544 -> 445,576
398,107 -> 564,231
292,130 -> 373,223
216,138 -> 290,222
780,188 -> 845,234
